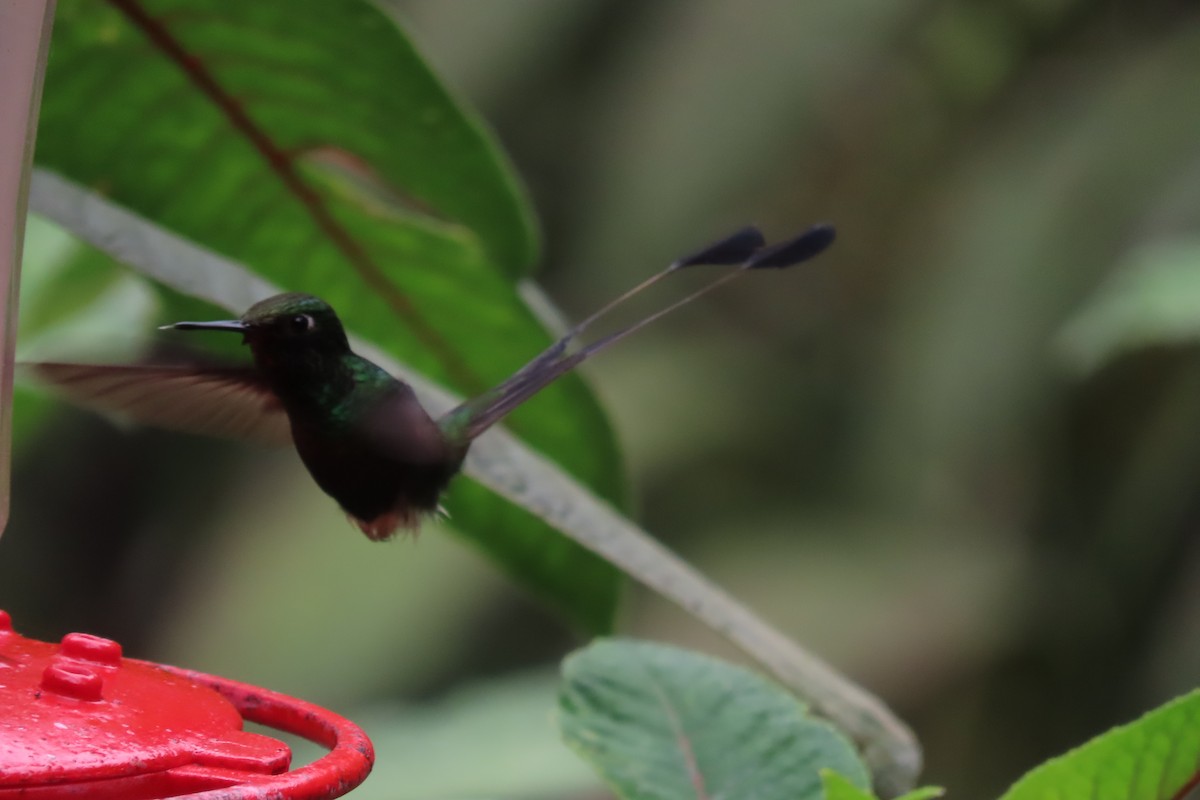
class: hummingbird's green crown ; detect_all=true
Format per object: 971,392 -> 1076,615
241,293 -> 350,350
243,292 -> 333,323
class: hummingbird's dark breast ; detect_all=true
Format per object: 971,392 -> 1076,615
290,421 -> 460,539
281,368 -> 465,540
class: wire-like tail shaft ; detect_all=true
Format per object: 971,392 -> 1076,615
440,224 -> 835,443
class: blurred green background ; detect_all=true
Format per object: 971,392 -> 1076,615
7,1 -> 1200,798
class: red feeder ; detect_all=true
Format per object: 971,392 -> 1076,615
0,609 -> 373,799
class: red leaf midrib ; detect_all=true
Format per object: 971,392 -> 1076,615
106,0 -> 482,392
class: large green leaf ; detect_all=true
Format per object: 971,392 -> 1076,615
36,0 -> 624,630
1000,690 -> 1200,800
557,639 -> 870,800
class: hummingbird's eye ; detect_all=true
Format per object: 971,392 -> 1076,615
289,314 -> 315,333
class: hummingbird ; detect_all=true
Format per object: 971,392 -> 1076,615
30,224 -> 835,540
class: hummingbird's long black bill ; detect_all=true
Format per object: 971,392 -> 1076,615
441,223 -> 836,442
161,320 -> 247,333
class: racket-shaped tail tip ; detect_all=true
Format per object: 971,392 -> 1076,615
747,223 -> 836,269
671,225 -> 767,269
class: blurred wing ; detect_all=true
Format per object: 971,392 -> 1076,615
23,362 -> 292,446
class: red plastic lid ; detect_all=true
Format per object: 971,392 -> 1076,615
0,609 -> 373,799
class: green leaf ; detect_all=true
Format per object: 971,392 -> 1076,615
1000,689 -> 1200,800
1058,239 -> 1200,375
821,770 -> 943,800
36,0 -> 624,631
557,638 -> 870,800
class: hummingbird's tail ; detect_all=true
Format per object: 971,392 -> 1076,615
438,224 -> 836,445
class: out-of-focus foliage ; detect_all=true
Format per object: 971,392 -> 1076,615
350,671 -> 599,800
1059,240 -> 1200,374
6,1 -> 1200,798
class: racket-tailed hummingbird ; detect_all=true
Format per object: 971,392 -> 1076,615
31,224 -> 834,539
